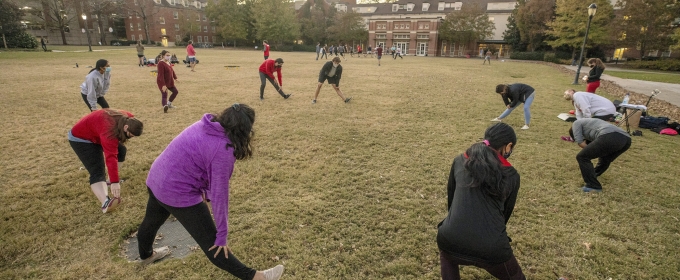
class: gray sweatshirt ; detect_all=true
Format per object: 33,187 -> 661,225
573,92 -> 616,119
572,118 -> 630,144
80,70 -> 111,111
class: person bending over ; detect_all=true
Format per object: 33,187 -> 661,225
80,59 -> 112,112
258,58 -> 291,100
491,83 -> 536,130
313,57 -> 351,104
564,89 -> 616,121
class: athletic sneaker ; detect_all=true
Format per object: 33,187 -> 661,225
521,125 -> 529,130
582,186 -> 602,193
163,105 -> 169,113
490,117 -> 502,122
101,196 -> 121,213
344,97 -> 352,103
263,264 -> 284,280
312,99 -> 316,104
167,104 -> 176,109
140,246 -> 171,266
284,94 -> 291,99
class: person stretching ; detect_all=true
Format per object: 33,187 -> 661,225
437,123 -> 525,280
157,50 -> 180,113
80,59 -> 112,112
258,58 -> 291,100
313,57 -> 351,104
564,89 -> 616,121
137,104 -> 285,280
582,58 -> 605,93
491,83 -> 535,130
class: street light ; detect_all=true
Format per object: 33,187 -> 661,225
573,3 -> 597,85
82,13 -> 92,52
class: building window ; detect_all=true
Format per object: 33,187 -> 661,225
445,3 -> 451,8
438,2 -> 444,10
211,26 -> 215,32
197,14 -> 200,21
203,15 -> 207,21
197,36 -> 202,43
376,34 -> 386,39
212,36 -> 217,43
204,36 -> 208,42
173,11 -> 179,19
159,17 -> 165,24
406,24 -> 410,29
176,35 -> 182,42
392,4 -> 398,12
132,34 -> 135,41
161,28 -> 166,35
130,23 -> 134,31
139,34 -> 143,41
425,24 -> 429,29
137,23 -> 141,30
407,4 -> 413,11
175,24 -> 179,31
128,11 -> 131,18
203,26 -> 207,32
422,3 -> 430,11
136,12 -> 140,18
400,24 -> 404,29
417,34 -> 429,39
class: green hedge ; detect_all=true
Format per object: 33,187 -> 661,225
272,45 -> 316,52
624,60 -> 680,71
5,31 -> 38,49
510,51 -> 545,61
110,39 -> 136,46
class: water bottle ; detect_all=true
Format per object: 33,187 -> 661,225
622,93 -> 630,105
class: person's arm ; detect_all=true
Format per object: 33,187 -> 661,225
574,101 -> 584,120
336,67 -> 342,87
508,90 -> 520,108
157,63 -> 167,89
572,121 -> 586,146
102,72 -> 111,93
276,68 -> 283,86
265,61 -> 276,80
208,149 -> 234,247
502,94 -> 511,106
172,65 -> 177,80
446,158 -> 457,210
85,74 -> 99,111
503,172 -> 520,224
580,96 -> 592,118
100,136 -> 121,183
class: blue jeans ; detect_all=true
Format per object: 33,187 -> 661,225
498,92 -> 535,125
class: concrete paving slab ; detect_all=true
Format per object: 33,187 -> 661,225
123,218 -> 199,263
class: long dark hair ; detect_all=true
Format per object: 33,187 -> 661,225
464,123 -> 517,197
89,59 -> 108,74
495,84 -> 509,95
104,109 -> 143,143
212,103 -> 255,160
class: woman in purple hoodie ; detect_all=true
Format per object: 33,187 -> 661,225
137,104 -> 284,280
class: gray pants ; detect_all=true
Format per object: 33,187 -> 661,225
259,72 -> 286,99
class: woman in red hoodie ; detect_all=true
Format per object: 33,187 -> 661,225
69,109 -> 143,213
157,50 -> 180,113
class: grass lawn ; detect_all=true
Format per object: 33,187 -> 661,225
1,47 -> 679,279
605,70 -> 680,84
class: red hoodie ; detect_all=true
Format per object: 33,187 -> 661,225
263,43 -> 270,57
258,59 -> 282,86
71,109 -> 134,183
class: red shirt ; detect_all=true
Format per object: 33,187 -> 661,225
258,59 -> 282,85
263,44 -> 270,56
71,109 -> 135,183
156,61 -> 177,89
376,47 -> 383,56
187,44 -> 196,56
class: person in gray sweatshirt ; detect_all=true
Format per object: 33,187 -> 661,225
570,118 -> 631,192
564,89 -> 616,121
80,59 -> 111,111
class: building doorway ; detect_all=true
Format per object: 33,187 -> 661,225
395,42 -> 408,55
162,38 -> 168,47
417,42 -> 427,56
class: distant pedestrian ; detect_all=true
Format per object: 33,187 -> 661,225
136,41 -> 145,67
584,58 -> 605,93
483,51 -> 491,65
390,45 -> 396,58
315,42 -> 321,60
313,57 -> 351,104
375,45 -> 383,66
394,47 -> 403,59
80,59 -> 112,112
157,50 -> 180,113
366,45 -> 372,58
258,58 -> 291,100
263,40 -> 270,60
338,45 -> 345,58
40,37 -> 47,52
137,104 -> 285,280
356,45 -> 362,57
491,83 -> 535,130
334,45 -> 339,56
321,44 -> 328,60
69,109 -> 143,213
186,40 -> 197,72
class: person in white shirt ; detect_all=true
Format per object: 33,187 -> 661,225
564,89 -> 616,121
394,47 -> 403,59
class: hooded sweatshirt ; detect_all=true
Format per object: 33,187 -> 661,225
146,114 -> 235,246
80,70 -> 111,111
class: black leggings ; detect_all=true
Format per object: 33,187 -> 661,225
138,187 -> 257,280
69,140 -> 126,184
440,250 -> 525,280
576,132 -> 631,189
259,72 -> 286,99
81,93 -> 109,111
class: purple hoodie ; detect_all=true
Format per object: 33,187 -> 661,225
147,114 -> 234,246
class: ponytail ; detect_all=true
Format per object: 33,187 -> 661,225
89,59 -> 108,74
464,123 -> 517,197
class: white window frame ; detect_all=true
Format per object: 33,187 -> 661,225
176,35 -> 182,42
137,23 -> 141,30
203,26 -> 207,32
203,15 -> 207,21
173,11 -> 179,19
131,34 -> 135,40
175,24 -> 180,31
406,4 -> 413,11
204,36 -> 208,42
159,17 -> 165,24
130,23 -> 134,31
197,36 -> 202,43
211,26 -> 215,32
422,3 -> 430,11
392,4 -> 398,12
139,34 -> 143,41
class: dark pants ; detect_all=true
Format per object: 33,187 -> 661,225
259,72 -> 286,99
42,44 -> 47,52
160,87 -> 179,106
576,132 -> 631,189
81,93 -> 110,111
321,52 -> 328,59
440,250 -> 525,280
264,56 -> 269,60
394,53 -> 402,59
138,188 -> 257,280
69,140 -> 126,185
593,114 -> 614,122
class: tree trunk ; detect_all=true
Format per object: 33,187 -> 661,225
98,16 -> 106,45
2,33 -> 7,49
60,27 -> 67,45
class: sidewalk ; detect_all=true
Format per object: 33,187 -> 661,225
561,65 -> 680,107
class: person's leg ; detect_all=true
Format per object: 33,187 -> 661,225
138,187 -> 172,260
160,89 -> 168,106
522,93 -> 535,126
576,137 -> 612,189
594,133 -> 631,176
164,199 -> 257,279
498,106 -> 517,120
440,250 -> 480,280
482,255 -> 526,280
332,84 -> 346,101
97,97 -> 110,109
81,94 -> 92,111
586,81 -> 599,93
167,87 -> 179,104
190,57 -> 196,71
259,72 -> 267,99
266,75 -> 286,98
70,141 -> 108,204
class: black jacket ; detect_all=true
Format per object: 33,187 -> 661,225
437,154 -> 521,264
502,83 -> 534,108
319,61 -> 343,85
587,66 -> 604,83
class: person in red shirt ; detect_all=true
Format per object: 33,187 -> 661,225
186,40 -> 197,72
258,58 -> 291,100
375,44 -> 383,66
157,50 -> 180,113
262,40 -> 270,60
69,109 -> 143,213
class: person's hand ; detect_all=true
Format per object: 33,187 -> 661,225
110,182 -> 121,198
174,79 -> 179,83
161,85 -> 168,93
208,244 -> 233,259
507,105 -> 511,109
582,75 -> 588,81
578,142 -> 587,149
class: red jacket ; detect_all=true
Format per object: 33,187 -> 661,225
258,59 -> 282,85
71,109 -> 134,183
187,44 -> 196,56
157,61 -> 177,89
263,44 -> 270,56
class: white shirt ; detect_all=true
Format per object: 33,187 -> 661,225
573,91 -> 617,119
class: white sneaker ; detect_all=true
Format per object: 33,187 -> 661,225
521,125 -> 529,130
140,246 -> 170,266
262,264 -> 284,280
167,104 -> 176,108
491,117 -> 502,122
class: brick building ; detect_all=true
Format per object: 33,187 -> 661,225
123,0 -> 218,47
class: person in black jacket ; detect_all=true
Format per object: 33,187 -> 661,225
491,83 -> 536,130
437,123 -> 524,280
312,57 -> 351,104
583,58 -> 605,93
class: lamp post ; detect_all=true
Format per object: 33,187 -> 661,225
82,13 -> 92,52
573,3 -> 597,85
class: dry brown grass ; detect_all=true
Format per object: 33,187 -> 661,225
1,46 -> 679,279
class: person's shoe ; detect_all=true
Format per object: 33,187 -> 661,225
262,264 -> 284,280
312,99 -> 316,104
561,136 -> 575,142
344,97 -> 352,103
521,125 -> 529,130
102,196 -> 121,213
284,94 -> 291,99
140,246 -> 170,266
260,97 -> 264,101
582,186 -> 602,193
163,105 -> 169,113
490,117 -> 502,122
167,104 -> 176,109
